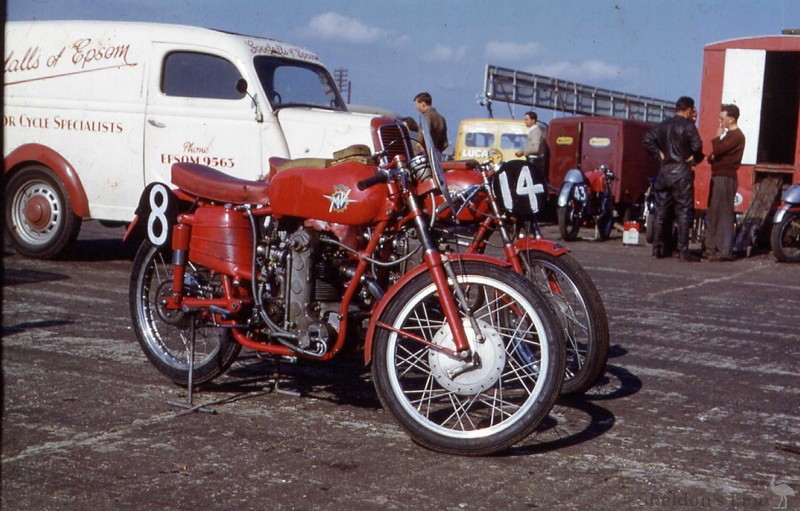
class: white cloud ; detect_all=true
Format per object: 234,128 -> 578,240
484,41 -> 541,62
421,44 -> 469,63
533,59 -> 626,81
388,33 -> 413,48
307,12 -> 382,44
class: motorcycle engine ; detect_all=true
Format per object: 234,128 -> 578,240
385,228 -> 423,284
258,226 -> 343,356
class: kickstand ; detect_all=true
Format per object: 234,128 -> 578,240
266,358 -> 301,397
167,314 -> 216,414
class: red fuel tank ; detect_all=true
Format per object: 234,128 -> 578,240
268,162 -> 390,226
585,169 -> 609,193
422,166 -> 489,222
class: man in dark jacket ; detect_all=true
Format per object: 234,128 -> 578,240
414,92 -> 449,153
643,96 -> 704,261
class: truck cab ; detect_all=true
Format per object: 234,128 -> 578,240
453,118 -> 529,163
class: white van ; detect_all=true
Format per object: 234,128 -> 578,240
4,21 -> 396,258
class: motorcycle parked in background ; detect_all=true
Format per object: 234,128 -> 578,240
640,176 -> 658,245
557,165 -> 616,241
127,118 -> 566,456
418,153 -> 609,395
771,183 -> 800,263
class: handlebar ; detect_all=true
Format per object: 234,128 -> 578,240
356,171 -> 390,191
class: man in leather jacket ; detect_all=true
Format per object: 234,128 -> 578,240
643,96 -> 704,261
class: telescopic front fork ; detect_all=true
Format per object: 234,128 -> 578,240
407,193 -> 481,359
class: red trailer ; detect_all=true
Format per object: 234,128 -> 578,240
694,33 -> 800,251
548,116 -> 658,211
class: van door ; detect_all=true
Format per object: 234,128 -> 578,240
581,122 -> 619,173
722,49 -> 766,166
581,122 -> 620,201
549,121 -> 581,188
144,44 -> 263,186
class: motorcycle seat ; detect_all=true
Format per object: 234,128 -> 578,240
171,163 -> 270,204
265,145 -> 372,182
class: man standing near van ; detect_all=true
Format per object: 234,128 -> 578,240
414,92 -> 449,153
643,96 -> 704,262
516,111 -> 545,159
516,111 -> 548,180
705,104 -> 745,261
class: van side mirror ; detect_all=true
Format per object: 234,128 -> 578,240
236,78 -> 264,123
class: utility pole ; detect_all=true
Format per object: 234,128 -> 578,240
333,68 -> 351,104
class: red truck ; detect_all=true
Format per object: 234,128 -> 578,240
694,32 -> 800,252
547,116 -> 658,221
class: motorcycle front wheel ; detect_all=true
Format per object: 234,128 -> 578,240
129,241 -> 241,386
520,250 -> 609,395
557,200 -> 582,241
597,213 -> 614,240
645,211 -> 656,244
771,212 -> 800,263
371,261 -> 565,456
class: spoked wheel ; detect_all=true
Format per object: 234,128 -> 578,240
372,261 -> 565,456
519,250 -> 609,395
557,199 -> 581,241
771,212 -> 800,263
129,241 -> 241,386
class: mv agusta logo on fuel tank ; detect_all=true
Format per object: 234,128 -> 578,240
324,185 -> 356,212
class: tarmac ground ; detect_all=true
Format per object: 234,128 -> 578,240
2,220 -> 800,510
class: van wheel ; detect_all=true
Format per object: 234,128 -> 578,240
4,166 -> 82,259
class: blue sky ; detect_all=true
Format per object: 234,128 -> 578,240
8,0 -> 800,140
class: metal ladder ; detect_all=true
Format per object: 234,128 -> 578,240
733,173 -> 784,256
482,65 -> 674,122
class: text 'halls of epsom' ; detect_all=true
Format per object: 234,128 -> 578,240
4,37 -> 136,80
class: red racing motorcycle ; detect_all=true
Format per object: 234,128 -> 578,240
771,183 -> 800,263
409,152 -> 609,395
556,164 -> 617,241
127,118 -> 565,455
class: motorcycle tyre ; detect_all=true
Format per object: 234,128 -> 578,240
771,212 -> 800,263
557,201 -> 581,241
129,241 -> 241,386
519,250 -> 609,395
371,261 -> 565,456
597,212 -> 614,240
646,212 -> 656,244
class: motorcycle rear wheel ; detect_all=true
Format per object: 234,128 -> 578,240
558,200 -> 581,241
519,250 -> 609,395
129,241 -> 241,386
771,212 -> 800,263
372,261 -> 564,455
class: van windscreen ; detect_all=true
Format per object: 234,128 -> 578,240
465,132 -> 495,147
501,133 -> 526,150
253,57 -> 347,112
